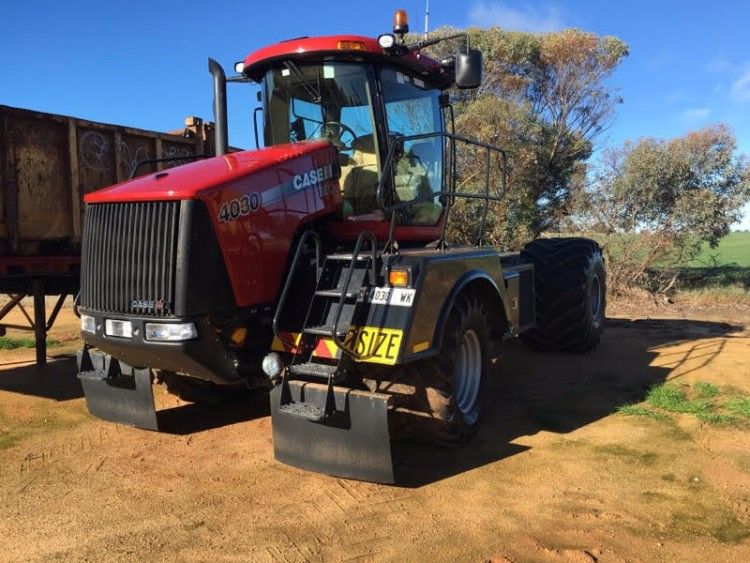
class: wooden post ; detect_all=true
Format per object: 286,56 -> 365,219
67,119 -> 82,241
32,279 -> 47,367
154,138 -> 163,171
3,114 -> 20,253
114,130 -> 124,183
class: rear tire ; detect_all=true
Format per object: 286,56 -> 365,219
158,371 -> 256,405
403,293 -> 491,444
521,237 -> 606,352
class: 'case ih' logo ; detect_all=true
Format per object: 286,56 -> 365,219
131,299 -> 169,313
293,164 -> 334,191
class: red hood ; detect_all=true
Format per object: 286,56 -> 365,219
84,140 -> 333,203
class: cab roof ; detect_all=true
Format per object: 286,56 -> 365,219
242,34 -> 452,88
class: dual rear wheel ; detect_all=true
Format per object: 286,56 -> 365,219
409,237 -> 606,444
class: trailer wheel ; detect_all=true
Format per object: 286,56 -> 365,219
407,293 -> 491,444
158,371 -> 255,405
521,237 -> 606,352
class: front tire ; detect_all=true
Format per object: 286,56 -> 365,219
405,293 -> 491,444
521,237 -> 606,352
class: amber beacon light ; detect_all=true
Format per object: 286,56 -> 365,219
393,9 -> 409,38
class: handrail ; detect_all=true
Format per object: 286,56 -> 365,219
330,230 -> 378,359
374,131 -> 509,250
272,230 -> 322,350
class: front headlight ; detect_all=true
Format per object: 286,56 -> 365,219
144,322 -> 198,342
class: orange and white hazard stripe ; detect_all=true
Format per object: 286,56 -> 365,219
271,332 -> 341,360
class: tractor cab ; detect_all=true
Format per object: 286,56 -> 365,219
225,13 -> 482,243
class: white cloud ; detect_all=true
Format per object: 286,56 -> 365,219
704,57 -> 750,102
681,107 -> 711,123
468,1 -> 565,32
730,68 -> 750,102
665,89 -> 686,105
706,56 -> 732,74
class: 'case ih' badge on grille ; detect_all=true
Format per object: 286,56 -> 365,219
131,299 -> 170,314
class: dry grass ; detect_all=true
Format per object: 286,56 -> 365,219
674,286 -> 750,307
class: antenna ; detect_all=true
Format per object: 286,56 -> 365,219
424,0 -> 430,37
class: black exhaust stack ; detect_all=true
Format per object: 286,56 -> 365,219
208,58 -> 228,156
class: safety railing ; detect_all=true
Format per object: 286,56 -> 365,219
375,131 -> 509,250
272,230 -> 322,350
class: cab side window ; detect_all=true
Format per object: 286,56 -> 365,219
380,68 -> 443,225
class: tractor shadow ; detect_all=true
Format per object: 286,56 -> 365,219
155,392 -> 270,434
0,317 -> 742,461
393,316 -> 743,487
0,355 -> 268,433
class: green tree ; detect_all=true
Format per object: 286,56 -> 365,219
573,124 -> 750,290
418,27 -> 628,246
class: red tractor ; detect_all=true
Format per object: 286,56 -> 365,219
76,11 -> 606,483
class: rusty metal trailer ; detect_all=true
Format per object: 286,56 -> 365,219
0,104 -> 215,364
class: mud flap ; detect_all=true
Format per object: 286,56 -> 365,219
270,381 -> 394,483
76,348 -> 158,431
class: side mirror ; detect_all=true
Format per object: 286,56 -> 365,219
455,49 -> 482,89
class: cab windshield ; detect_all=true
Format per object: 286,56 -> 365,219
263,63 -> 382,217
262,62 -> 444,225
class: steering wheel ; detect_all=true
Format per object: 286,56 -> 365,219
321,121 -> 358,150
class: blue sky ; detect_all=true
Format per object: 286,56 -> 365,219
2,0 -> 749,228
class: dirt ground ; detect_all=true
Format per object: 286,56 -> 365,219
1,298 -> 749,562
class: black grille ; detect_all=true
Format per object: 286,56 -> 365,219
80,201 -> 180,316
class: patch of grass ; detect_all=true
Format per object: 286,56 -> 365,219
0,336 -> 61,350
668,506 -> 750,544
725,396 -> 750,420
712,517 -> 750,544
594,444 -> 658,465
676,285 -> 750,307
616,404 -> 669,420
696,412 -> 738,426
695,381 -> 721,399
661,419 -> 693,441
617,382 -> 750,429
641,490 -> 671,502
647,384 -> 711,414
689,232 -> 750,268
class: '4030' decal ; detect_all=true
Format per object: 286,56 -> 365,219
218,193 -> 261,223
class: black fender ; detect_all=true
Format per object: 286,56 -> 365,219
431,269 -> 508,355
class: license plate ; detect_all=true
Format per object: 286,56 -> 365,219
341,326 -> 403,365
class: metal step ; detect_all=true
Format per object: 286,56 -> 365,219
304,325 -> 348,337
314,289 -> 359,299
278,401 -> 326,422
288,362 -> 339,378
325,254 -> 373,263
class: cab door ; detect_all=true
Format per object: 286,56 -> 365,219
379,67 -> 445,226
